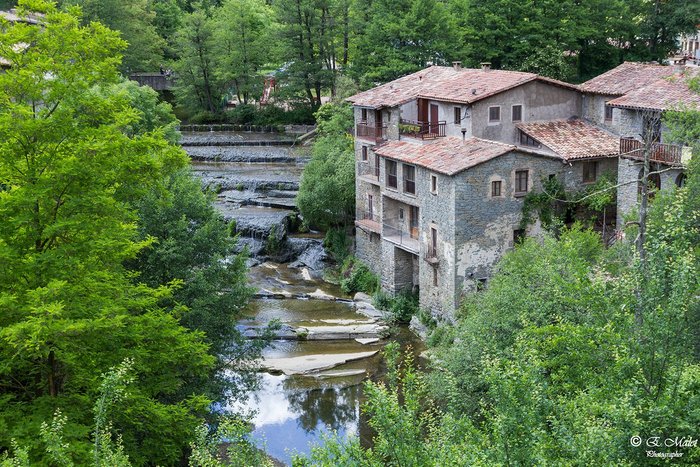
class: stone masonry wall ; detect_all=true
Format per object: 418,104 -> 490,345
452,152 -> 564,312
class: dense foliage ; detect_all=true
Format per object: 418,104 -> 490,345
0,2 -> 256,464
296,102 -> 355,229
9,0 -> 690,118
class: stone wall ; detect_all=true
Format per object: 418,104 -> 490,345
452,151 -> 563,313
355,229 -> 382,276
562,157 -> 619,192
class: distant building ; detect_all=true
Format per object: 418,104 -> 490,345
348,62 -> 697,318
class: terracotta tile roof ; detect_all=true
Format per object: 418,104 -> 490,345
607,70 -> 700,111
374,137 -> 515,176
347,66 -> 578,109
516,119 -> 620,160
579,62 -> 675,95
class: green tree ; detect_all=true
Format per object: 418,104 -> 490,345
350,0 -> 458,86
172,6 -> 224,116
213,0 -> 275,105
0,2 -> 214,464
296,102 -> 355,229
62,0 -> 165,73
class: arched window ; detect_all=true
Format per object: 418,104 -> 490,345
675,173 -> 687,188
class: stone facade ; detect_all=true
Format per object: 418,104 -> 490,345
350,63 -> 693,318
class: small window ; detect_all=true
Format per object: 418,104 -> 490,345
512,104 -> 522,122
488,106 -> 501,123
367,194 -> 374,220
519,131 -> 540,147
386,160 -> 397,189
491,180 -> 502,197
403,164 -> 416,194
361,146 -> 368,161
582,161 -> 598,183
361,108 -> 368,122
430,174 -> 438,194
515,170 -> 529,195
604,104 -> 613,122
430,227 -> 438,256
433,268 -> 438,286
548,173 -> 556,181
476,278 -> 487,291
399,208 -> 404,220
454,107 -> 461,124
513,229 -> 525,244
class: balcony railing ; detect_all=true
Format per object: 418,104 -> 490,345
357,161 -> 380,181
356,122 -> 387,143
620,138 -> 683,165
399,119 -> 446,140
383,222 -> 419,254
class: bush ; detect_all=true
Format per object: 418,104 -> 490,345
324,228 -> 351,263
340,257 -> 379,295
372,290 -> 419,324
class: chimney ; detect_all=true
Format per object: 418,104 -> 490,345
480,62 -> 491,71
452,61 -> 462,70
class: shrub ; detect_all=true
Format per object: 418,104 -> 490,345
340,257 -> 379,295
372,290 -> 419,324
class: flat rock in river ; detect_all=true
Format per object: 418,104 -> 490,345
262,350 -> 379,375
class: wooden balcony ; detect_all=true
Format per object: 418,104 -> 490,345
399,119 -> 446,140
355,122 -> 387,143
620,138 -> 684,166
355,209 -> 381,234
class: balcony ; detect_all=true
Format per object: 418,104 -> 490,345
355,208 -> 381,234
356,122 -> 387,144
424,246 -> 439,265
357,161 -> 380,183
620,138 -> 684,166
399,119 -> 446,140
383,223 -> 419,254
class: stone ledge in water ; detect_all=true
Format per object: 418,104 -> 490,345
301,323 -> 388,340
355,338 -> 381,345
261,350 -> 379,375
354,301 -> 384,319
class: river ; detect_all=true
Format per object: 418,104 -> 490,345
183,130 -> 424,465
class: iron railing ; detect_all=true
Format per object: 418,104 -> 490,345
399,119 -> 446,139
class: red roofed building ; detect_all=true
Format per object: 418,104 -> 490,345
349,62 -> 695,317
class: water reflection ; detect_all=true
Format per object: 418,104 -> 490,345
232,373 -> 363,465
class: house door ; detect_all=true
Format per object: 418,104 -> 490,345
375,109 -> 383,140
418,99 -> 428,123
430,104 -> 439,134
409,205 -> 419,239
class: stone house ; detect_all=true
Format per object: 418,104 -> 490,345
348,64 -> 627,316
580,63 -> 698,226
348,62 -> 697,317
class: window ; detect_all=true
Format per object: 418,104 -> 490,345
386,160 -> 397,188
399,208 -> 404,220
513,229 -> 525,244
519,131 -> 540,147
367,194 -> 374,220
512,104 -> 522,122
374,154 -> 380,177
582,161 -> 598,183
430,174 -> 438,194
604,104 -> 613,122
476,278 -> 487,291
548,173 -> 556,181
454,107 -> 461,124
361,108 -> 368,122
403,164 -> 416,194
491,180 -> 502,197
488,106 -> 501,123
429,227 -> 438,258
433,268 -> 438,286
361,146 -> 368,161
515,170 -> 529,195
